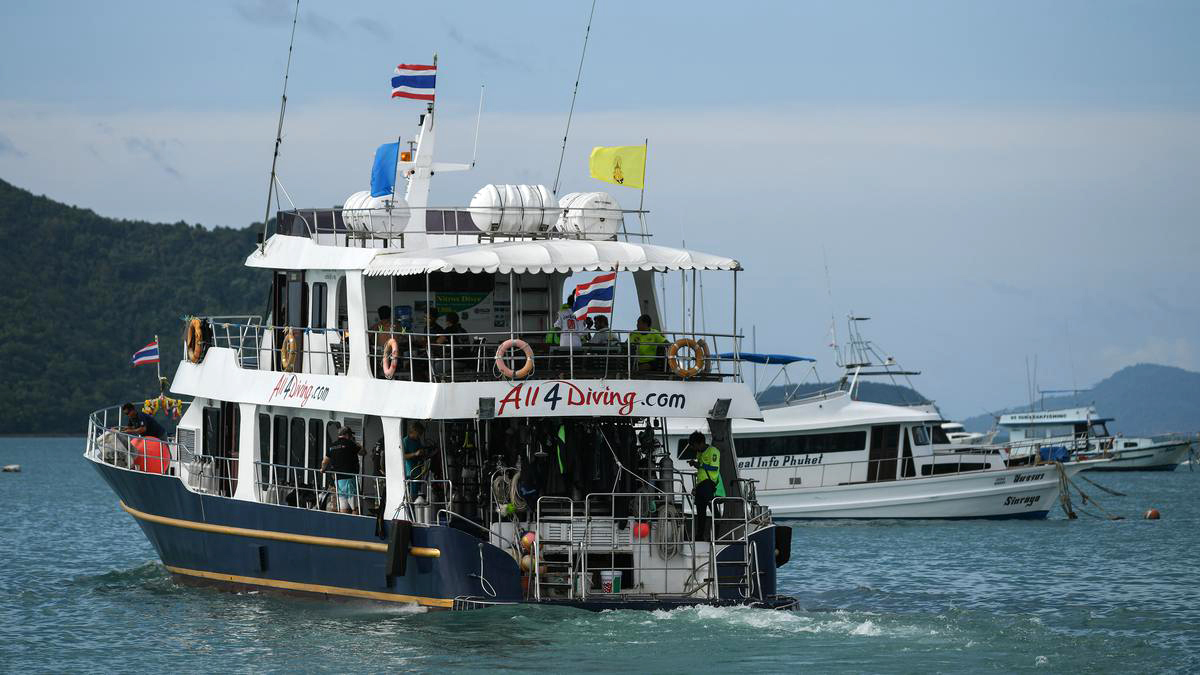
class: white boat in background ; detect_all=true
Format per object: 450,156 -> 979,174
998,407 -> 1192,472
669,368 -> 1101,520
941,421 -> 997,446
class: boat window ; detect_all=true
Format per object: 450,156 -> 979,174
289,417 -> 306,485
258,413 -> 271,487
272,415 -> 289,484
911,425 -> 930,446
394,271 -> 496,293
921,462 -> 990,476
930,425 -> 951,444
311,282 -> 328,329
1091,422 -> 1110,437
1123,441 -> 1137,448
901,432 -> 915,478
736,430 -> 867,457
202,407 -> 221,456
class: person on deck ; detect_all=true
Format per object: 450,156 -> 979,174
547,295 -> 582,350
321,426 -> 365,515
586,315 -> 619,346
628,314 -> 667,371
402,422 -> 437,500
369,306 -> 396,376
120,402 -> 165,439
687,430 -> 725,541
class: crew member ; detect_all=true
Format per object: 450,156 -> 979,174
120,402 -> 165,439
628,314 -> 667,371
321,426 -> 365,514
687,430 -> 725,540
402,421 -> 437,499
547,295 -> 582,349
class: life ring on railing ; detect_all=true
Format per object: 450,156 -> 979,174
495,339 -> 535,379
667,338 -> 706,378
381,337 -> 400,379
280,328 -> 299,372
185,317 -> 204,363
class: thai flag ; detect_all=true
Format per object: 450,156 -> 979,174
391,64 -> 436,101
572,273 -> 616,318
131,340 -> 160,367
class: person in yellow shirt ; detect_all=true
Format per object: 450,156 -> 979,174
686,430 -> 725,540
628,314 -> 667,371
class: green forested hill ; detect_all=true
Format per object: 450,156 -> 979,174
0,178 -> 267,433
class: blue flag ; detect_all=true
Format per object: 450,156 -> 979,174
370,142 -> 399,197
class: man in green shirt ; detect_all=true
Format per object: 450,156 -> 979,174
687,430 -> 725,540
628,314 -> 667,371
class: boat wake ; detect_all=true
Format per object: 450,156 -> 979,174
633,605 -> 932,638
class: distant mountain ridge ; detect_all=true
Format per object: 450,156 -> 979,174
960,364 -> 1200,437
0,178 -> 267,433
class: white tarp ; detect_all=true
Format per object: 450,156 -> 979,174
364,239 -> 741,276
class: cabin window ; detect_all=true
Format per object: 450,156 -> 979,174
930,425 -> 950,444
272,415 -> 289,484
736,430 -> 867,457
901,431 -> 916,478
394,271 -> 496,293
307,418 -> 324,486
289,417 -> 307,485
258,413 -> 271,487
311,282 -> 328,329
911,425 -> 930,446
202,407 -> 221,456
922,462 -> 990,476
1123,441 -> 1137,448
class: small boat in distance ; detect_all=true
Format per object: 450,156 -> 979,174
998,407 -> 1192,471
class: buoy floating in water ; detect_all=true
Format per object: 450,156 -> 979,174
1,464 -> 19,473
1145,508 -> 1161,520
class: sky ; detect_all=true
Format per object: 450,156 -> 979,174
2,0 -> 1198,420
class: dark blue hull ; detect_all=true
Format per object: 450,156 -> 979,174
92,460 -> 789,611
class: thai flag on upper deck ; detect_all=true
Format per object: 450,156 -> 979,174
391,64 -> 436,101
131,340 -> 160,367
572,273 -> 616,318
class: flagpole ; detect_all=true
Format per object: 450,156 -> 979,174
155,334 -> 163,392
637,138 -> 648,237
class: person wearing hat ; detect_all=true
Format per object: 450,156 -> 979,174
321,425 -> 365,514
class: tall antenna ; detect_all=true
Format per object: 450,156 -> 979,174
551,0 -> 598,195
259,0 -> 301,253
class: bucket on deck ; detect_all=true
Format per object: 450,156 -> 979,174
599,570 -> 621,593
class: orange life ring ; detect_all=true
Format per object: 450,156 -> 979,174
185,317 -> 204,363
667,338 -> 706,378
280,328 -> 299,372
381,337 -> 400,379
495,339 -> 535,379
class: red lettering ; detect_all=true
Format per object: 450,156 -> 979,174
619,391 -> 636,415
498,385 -> 523,416
566,382 -> 585,405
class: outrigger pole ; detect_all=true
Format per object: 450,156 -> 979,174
259,0 -> 301,253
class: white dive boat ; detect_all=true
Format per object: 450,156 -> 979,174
83,70 -> 796,611
669,366 -> 1101,520
941,421 -> 998,446
998,407 -> 1192,472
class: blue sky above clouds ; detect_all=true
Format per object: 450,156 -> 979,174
1,0 -> 1198,419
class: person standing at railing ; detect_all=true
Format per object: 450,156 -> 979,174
586,315 -> 619,346
434,311 -> 467,377
321,426 -> 365,515
686,430 -> 725,540
629,314 -> 667,372
369,306 -> 395,375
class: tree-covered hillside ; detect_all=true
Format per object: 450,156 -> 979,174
960,364 -> 1200,437
0,178 -> 267,433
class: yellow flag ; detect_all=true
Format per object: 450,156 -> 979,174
589,145 -> 647,189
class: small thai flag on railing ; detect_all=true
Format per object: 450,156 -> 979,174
391,64 -> 436,101
131,339 -> 160,367
572,272 -> 616,318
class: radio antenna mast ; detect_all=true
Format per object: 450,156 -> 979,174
552,0 -> 597,195
259,0 -> 301,253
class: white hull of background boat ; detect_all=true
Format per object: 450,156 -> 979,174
757,461 -> 1099,520
1086,441 -> 1191,472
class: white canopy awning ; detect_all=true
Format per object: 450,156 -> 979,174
364,239 -> 741,276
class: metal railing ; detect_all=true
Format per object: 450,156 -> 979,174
86,405 -> 183,477
198,317 -> 350,376
254,459 -> 385,515
275,206 -> 653,249
365,327 -> 741,382
527,490 -> 764,602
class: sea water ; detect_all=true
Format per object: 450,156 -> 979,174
2,437 -> 1198,673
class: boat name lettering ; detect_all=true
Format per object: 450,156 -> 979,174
1012,472 -> 1045,483
496,381 -> 685,416
268,375 -> 330,407
738,453 -> 824,469
1004,495 -> 1041,507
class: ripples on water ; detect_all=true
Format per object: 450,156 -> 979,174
2,438 -> 1197,672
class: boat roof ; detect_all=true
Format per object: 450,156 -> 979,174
733,389 -> 941,435
997,406 -> 1114,426
718,352 -> 815,365
364,239 -> 741,276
